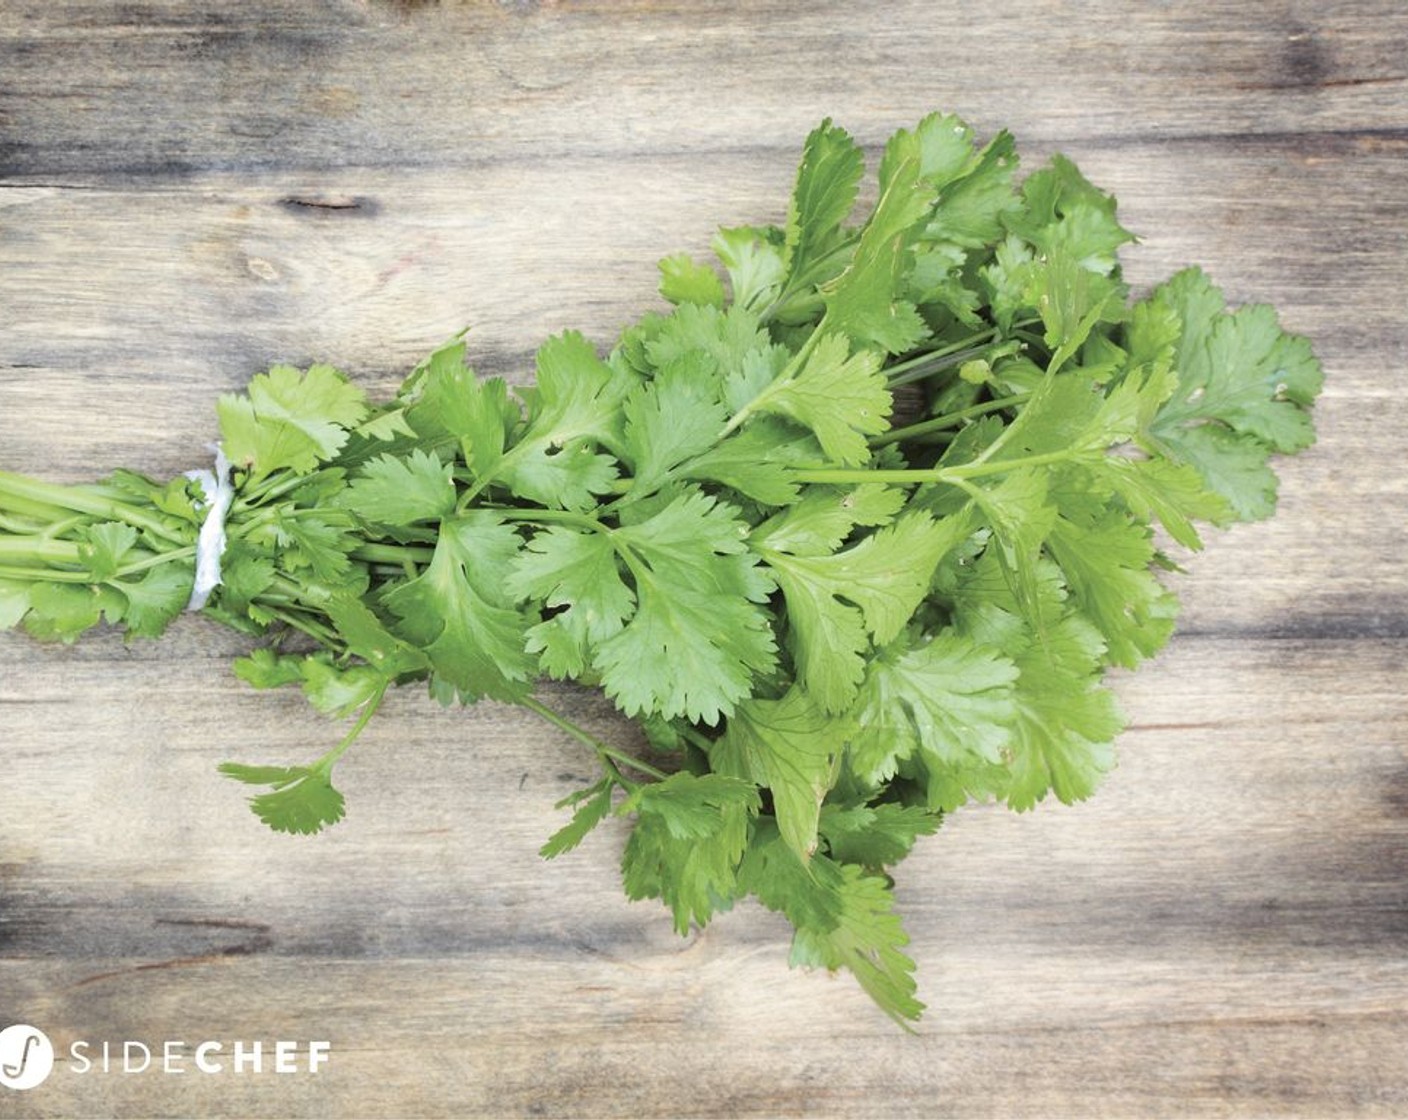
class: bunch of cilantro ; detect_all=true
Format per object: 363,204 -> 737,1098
0,112 -> 1321,1022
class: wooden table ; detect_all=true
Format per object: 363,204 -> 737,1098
2,2 -> 1406,1116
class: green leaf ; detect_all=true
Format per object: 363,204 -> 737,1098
711,225 -> 786,313
500,331 -> 631,510
742,333 -> 892,466
1045,508 -> 1178,668
751,484 -> 905,557
382,512 -> 534,702
322,595 -> 430,677
715,686 -> 850,861
790,858 -> 924,1025
1009,154 -> 1136,273
621,772 -> 759,933
676,418 -> 815,506
819,803 -> 941,869
219,364 -> 368,477
298,659 -> 387,718
880,111 -> 976,195
1004,619 -> 1125,811
0,577 -> 32,630
219,763 -> 346,835
764,514 -> 964,711
78,522 -> 138,581
848,629 -> 1019,793
620,352 -> 730,493
234,648 -> 307,690
112,562 -> 193,638
541,780 -> 615,858
409,340 -> 518,481
784,119 -> 865,281
1141,268 -> 1323,520
1101,457 -> 1231,551
509,525 -> 634,679
596,489 -> 776,724
22,582 -> 118,643
658,253 -> 725,308
822,152 -> 935,354
965,469 -> 1059,627
343,450 -> 457,526
921,128 -> 1020,248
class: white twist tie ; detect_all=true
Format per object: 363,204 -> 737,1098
184,444 -> 234,611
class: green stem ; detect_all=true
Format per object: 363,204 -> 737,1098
116,545 -> 197,576
872,392 -> 1032,448
315,680 -> 389,773
0,537 -> 82,565
264,606 -> 342,649
0,565 -> 94,583
0,471 -> 185,545
494,507 -> 605,533
520,695 -> 670,785
352,542 -> 436,566
794,447 -> 1082,488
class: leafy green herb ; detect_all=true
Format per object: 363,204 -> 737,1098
0,111 -> 1321,1024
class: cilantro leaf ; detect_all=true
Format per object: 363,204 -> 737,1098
711,226 -> 786,313
540,780 -> 615,859
658,253 -> 726,308
381,512 -> 534,702
819,803 -> 941,869
715,686 -> 850,861
509,525 -> 634,679
1139,268 -> 1323,520
764,514 -> 964,712
784,119 -> 864,284
596,490 -> 776,723
343,450 -> 457,526
218,763 -> 346,835
498,331 -> 631,510
822,151 -> 935,354
848,629 -> 1019,795
219,364 -> 368,477
619,352 -> 729,493
621,772 -> 759,933
738,333 -> 892,466
791,860 -> 924,1024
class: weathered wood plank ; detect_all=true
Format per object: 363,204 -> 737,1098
2,636 -> 1406,1115
1,0 -> 1406,181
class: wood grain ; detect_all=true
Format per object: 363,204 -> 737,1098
2,1 -> 1407,1116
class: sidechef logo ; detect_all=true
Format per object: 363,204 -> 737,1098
0,1025 -> 330,1090
0,1025 -> 54,1090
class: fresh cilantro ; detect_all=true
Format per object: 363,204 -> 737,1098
0,110 -> 1322,1026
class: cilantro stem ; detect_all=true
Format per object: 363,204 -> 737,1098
794,446 -> 1082,488
352,542 -> 436,566
264,606 -> 343,649
520,695 -> 669,785
316,679 -> 389,773
0,537 -> 82,565
0,471 -> 185,545
871,392 -> 1032,447
882,331 -> 1000,385
0,565 -> 94,583
494,507 -> 603,533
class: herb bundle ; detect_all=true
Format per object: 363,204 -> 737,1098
0,113 -> 1321,1022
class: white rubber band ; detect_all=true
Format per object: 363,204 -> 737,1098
184,445 -> 233,611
